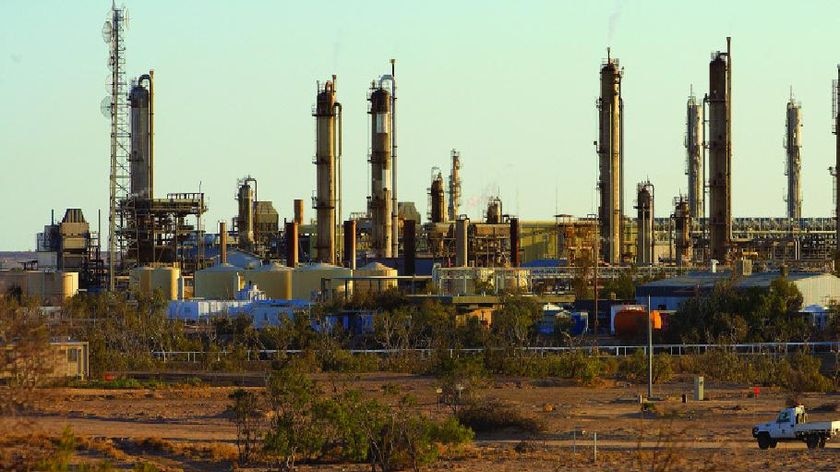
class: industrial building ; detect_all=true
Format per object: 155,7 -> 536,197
0,341 -> 89,381
636,270 -> 840,311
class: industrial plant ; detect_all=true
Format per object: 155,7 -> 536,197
3,5 -> 840,336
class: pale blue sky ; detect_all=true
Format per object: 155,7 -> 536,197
1,1 -> 839,249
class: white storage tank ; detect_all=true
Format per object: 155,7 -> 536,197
243,263 -> 293,300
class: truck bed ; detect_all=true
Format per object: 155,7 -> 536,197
796,421 -> 840,434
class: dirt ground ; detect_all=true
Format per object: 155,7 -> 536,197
2,373 -> 840,471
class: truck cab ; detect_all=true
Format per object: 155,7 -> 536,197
761,406 -> 804,440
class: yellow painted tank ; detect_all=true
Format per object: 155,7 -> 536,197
130,267 -> 155,296
244,263 -> 293,300
23,270 -> 78,305
194,264 -> 243,300
354,262 -> 397,296
60,272 -> 79,301
292,263 -> 352,301
152,267 -> 180,300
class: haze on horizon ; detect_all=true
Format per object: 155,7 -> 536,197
1,0 -> 839,250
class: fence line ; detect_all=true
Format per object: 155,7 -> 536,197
149,341 -> 840,363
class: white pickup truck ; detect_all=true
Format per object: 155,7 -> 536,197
752,405 -> 840,449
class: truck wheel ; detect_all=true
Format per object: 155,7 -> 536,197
819,437 -> 826,448
806,435 -> 819,449
769,440 -> 778,448
757,434 -> 771,450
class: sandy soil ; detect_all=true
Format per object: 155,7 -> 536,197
2,373 -> 840,471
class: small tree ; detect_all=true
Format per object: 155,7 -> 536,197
491,295 -> 543,351
264,361 -> 324,470
228,388 -> 261,464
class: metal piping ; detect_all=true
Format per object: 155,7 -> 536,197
335,97 -> 343,263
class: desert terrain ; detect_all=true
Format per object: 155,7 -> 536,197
2,373 -> 840,471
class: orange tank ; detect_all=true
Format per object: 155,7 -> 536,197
614,309 -> 662,338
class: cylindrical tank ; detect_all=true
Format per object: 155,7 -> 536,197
636,182 -> 653,265
455,217 -> 469,267
404,219 -> 416,275
285,221 -> 299,267
292,263 -> 352,301
343,220 -> 356,270
369,86 -> 392,258
448,149 -> 461,221
686,94 -> 704,219
598,53 -> 624,264
785,97 -> 802,220
486,197 -> 502,224
510,218 -> 520,267
354,262 -> 398,296
151,267 -> 180,300
244,263 -> 292,300
613,309 -> 662,339
219,221 -> 228,265
129,266 -> 154,295
194,263 -> 243,300
430,171 -> 446,223
314,78 -> 338,264
708,38 -> 732,263
129,77 -> 152,198
293,199 -> 304,225
237,181 -> 255,249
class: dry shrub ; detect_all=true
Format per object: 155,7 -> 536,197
85,437 -> 131,462
457,399 -> 544,434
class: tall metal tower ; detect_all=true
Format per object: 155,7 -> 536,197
784,92 -> 802,220
833,66 -> 840,248
597,49 -> 624,264
448,149 -> 461,221
313,76 -> 341,264
685,90 -> 704,220
706,37 -> 732,263
103,3 -> 131,290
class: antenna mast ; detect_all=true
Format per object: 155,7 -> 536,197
103,3 -> 131,290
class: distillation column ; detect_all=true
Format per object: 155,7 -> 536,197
313,77 -> 341,264
785,95 -> 802,220
448,149 -> 461,221
369,83 -> 393,258
674,196 -> 692,267
707,38 -> 732,263
635,182 -> 653,265
129,73 -> 153,199
686,92 -> 703,220
597,50 -> 624,264
237,178 -> 255,249
430,170 -> 447,224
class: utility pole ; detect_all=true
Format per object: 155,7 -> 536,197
647,294 -> 653,399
